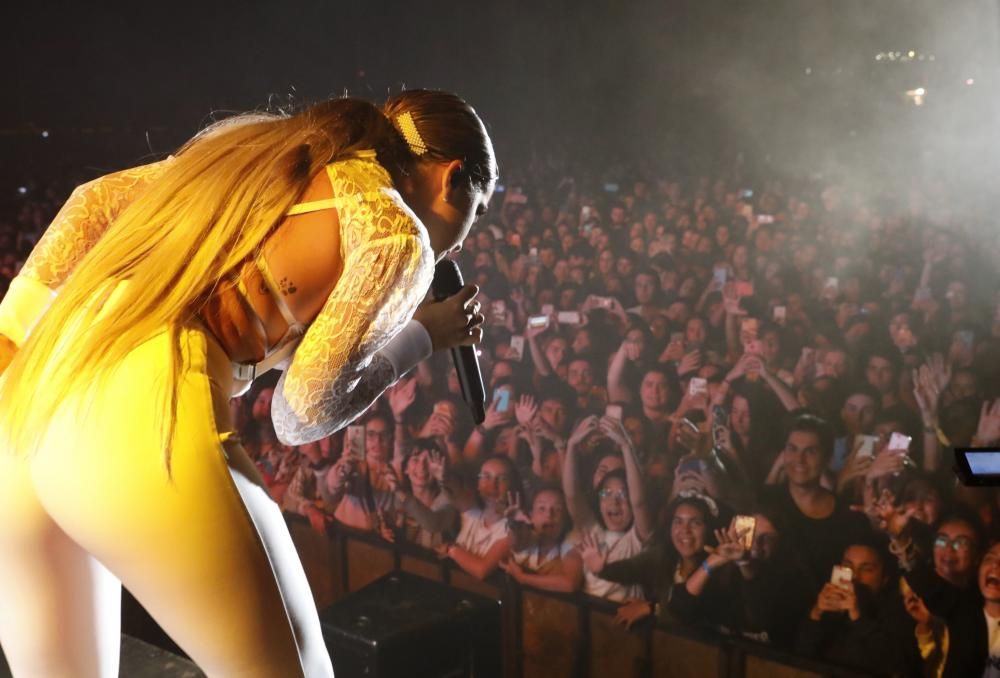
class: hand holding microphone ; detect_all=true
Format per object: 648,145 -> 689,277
414,260 -> 487,423
414,282 -> 485,351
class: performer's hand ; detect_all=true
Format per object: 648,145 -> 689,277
414,284 -> 484,351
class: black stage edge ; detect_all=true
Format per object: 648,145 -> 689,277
0,634 -> 204,678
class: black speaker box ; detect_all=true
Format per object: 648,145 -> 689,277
319,571 -> 502,678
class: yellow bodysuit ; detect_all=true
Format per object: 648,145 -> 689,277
0,152 -> 434,677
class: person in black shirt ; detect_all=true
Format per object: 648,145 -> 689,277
762,412 -> 873,589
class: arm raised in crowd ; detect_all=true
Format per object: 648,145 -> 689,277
563,416 -> 601,531
599,416 -> 652,542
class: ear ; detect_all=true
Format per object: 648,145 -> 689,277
441,159 -> 466,202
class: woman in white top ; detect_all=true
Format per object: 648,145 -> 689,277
439,454 -> 522,580
564,415 -> 653,602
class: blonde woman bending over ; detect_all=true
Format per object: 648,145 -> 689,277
0,89 -> 496,678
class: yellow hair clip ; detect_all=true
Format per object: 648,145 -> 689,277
395,112 -> 428,156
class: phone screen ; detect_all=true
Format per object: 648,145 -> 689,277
528,315 -> 549,329
494,388 -> 511,413
346,425 -> 366,460
889,432 -> 912,452
605,404 -> 623,421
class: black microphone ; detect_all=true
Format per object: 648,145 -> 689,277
431,260 -> 486,424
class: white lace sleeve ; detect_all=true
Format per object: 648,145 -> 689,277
20,160 -> 169,289
271,201 -> 433,445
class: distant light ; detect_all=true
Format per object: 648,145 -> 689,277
914,87 -> 926,96
908,50 -> 916,58
41,130 -> 49,138
875,53 -> 884,61
906,87 -> 927,106
17,187 -> 27,195
966,78 -> 975,85
804,67 -> 812,75
929,55 -> 936,61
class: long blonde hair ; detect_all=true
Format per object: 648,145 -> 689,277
0,92 -> 495,472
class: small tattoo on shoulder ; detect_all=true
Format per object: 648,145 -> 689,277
279,277 -> 298,296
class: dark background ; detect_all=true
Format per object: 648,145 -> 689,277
2,0 -> 998,200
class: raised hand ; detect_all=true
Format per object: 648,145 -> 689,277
577,532 -> 607,575
428,449 -> 447,484
482,400 -> 511,431
677,349 -> 702,377
568,415 -> 600,446
515,395 -> 538,427
723,282 -> 747,317
704,526 -> 747,564
864,448 -> 908,482
387,377 -> 417,419
976,399 -> 1000,445
504,491 -> 532,527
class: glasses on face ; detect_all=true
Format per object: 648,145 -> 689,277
477,472 -> 509,483
598,489 -> 628,501
934,535 -> 973,552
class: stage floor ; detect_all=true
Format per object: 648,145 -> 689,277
0,634 -> 205,678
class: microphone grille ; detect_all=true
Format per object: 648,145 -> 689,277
432,259 -> 465,301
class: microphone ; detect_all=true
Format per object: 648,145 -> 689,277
431,259 -> 486,424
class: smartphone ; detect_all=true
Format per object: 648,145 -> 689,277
494,184 -> 506,193
509,335 -> 525,360
346,425 -> 366,461
740,188 -> 753,199
773,305 -> 787,322
541,304 -> 554,316
713,266 -> 728,286
670,331 -> 684,345
605,404 -> 623,421
677,455 -> 707,475
831,565 -> 853,590
756,214 -> 774,224
735,281 -> 754,298
580,205 -> 592,222
491,300 -> 507,325
529,247 -> 539,263
527,314 -> 549,330
594,296 -> 614,309
824,276 -> 839,291
889,432 -> 912,452
493,388 -> 511,413
732,515 -> 756,551
856,434 -> 877,460
557,311 -> 581,325
603,182 -> 620,193
688,377 -> 708,397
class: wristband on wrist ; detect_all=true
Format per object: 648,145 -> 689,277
700,559 -> 713,575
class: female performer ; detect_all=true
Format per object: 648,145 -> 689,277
0,89 -> 496,677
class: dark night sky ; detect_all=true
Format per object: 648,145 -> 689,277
2,1 -> 997,187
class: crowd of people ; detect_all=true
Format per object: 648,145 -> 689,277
6,150 -> 1000,676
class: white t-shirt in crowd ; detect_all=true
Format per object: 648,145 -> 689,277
456,507 -> 509,557
511,540 -> 575,572
574,524 -> 645,603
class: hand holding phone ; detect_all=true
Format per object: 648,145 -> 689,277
831,565 -> 853,590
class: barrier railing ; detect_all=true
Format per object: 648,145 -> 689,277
286,515 -> 879,678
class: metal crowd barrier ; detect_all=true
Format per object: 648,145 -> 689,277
285,515 -> 877,678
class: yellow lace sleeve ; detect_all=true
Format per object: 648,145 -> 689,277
0,160 -> 169,347
271,190 -> 433,445
19,160 -> 169,288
